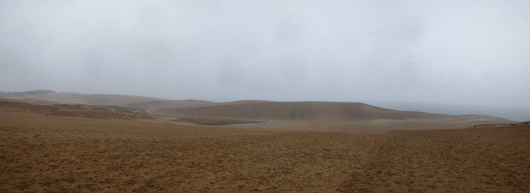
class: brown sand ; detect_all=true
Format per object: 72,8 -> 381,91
1,102 -> 529,192
154,101 -> 510,123
338,126 -> 530,192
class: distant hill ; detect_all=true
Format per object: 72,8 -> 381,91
1,90 -> 513,124
0,90 -> 56,97
154,101 -> 510,122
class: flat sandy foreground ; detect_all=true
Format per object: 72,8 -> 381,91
1,103 -> 529,192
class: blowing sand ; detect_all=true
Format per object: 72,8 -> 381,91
1,102 -> 529,192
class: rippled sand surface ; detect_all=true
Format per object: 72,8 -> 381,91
1,102 -> 529,192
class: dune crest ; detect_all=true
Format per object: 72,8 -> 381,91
155,101 -> 510,123
1,92 -> 513,128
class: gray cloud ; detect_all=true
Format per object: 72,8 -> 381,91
1,0 -> 529,107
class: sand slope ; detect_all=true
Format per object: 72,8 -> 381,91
155,101 -> 509,122
3,93 -> 512,127
338,125 -> 530,192
1,104 -> 528,192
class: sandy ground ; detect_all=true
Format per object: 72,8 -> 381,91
338,127 -> 530,192
1,103 -> 529,192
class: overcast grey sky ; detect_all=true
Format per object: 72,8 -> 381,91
1,0 -> 529,107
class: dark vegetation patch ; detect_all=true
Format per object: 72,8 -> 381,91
54,104 -> 148,114
171,117 -> 263,126
473,122 -> 524,128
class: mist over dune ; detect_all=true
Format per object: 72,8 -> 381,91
0,91 -> 512,125
0,90 -> 515,131
1,90 -> 528,192
0,90 -> 56,97
124,99 -> 217,113
2,0 -> 529,191
155,101 -> 510,123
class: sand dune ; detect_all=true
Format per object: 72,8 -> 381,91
1,102 -> 528,192
3,92 -> 512,130
155,101 -> 510,123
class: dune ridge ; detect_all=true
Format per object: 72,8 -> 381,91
155,101 -> 510,123
1,92 -> 512,125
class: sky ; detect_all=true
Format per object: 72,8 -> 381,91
1,0 -> 529,107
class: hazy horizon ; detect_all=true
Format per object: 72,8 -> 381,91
1,0 -> 529,107
1,89 -> 529,122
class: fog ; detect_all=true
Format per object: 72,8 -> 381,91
1,0 -> 529,107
